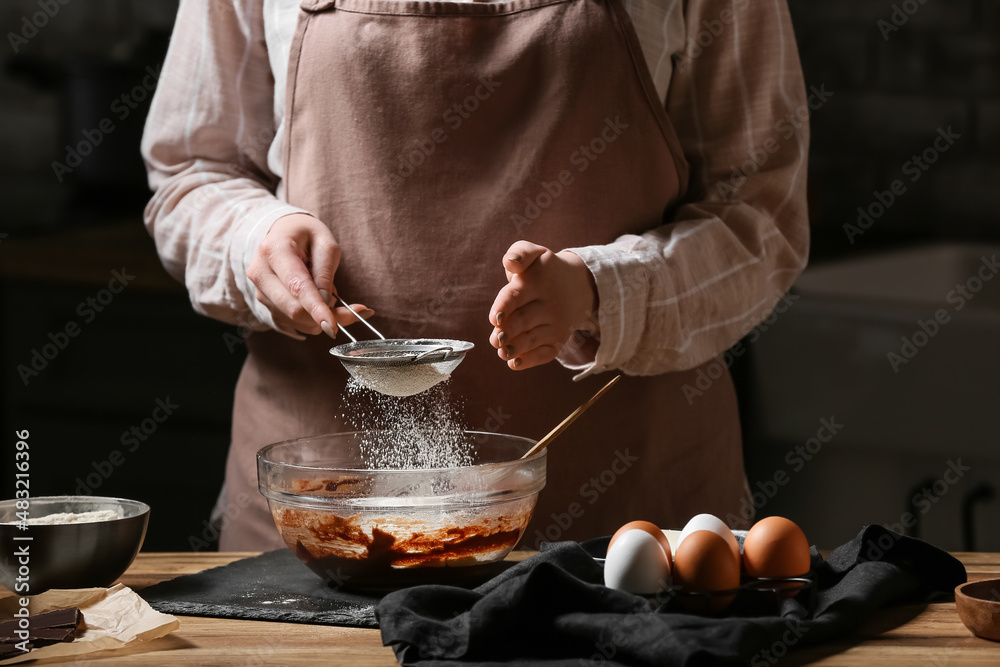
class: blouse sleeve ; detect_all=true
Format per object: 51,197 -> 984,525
562,0 -> 811,377
141,0 -> 310,329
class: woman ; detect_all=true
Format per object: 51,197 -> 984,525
142,0 -> 809,550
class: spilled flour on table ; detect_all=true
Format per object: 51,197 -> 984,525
343,379 -> 474,469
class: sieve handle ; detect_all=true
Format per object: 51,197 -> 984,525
335,295 -> 385,340
411,346 -> 453,363
337,323 -> 358,343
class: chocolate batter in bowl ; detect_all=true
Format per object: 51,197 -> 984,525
257,431 -> 546,591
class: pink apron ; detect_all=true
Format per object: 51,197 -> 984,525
220,0 -> 748,550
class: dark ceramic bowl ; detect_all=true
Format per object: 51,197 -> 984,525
0,496 -> 149,593
955,579 -> 1000,641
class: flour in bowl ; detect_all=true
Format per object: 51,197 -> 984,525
18,509 -> 122,525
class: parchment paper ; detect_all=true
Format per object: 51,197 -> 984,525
0,584 -> 179,664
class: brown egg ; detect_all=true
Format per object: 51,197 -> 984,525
742,516 -> 811,579
672,530 -> 740,611
609,520 -> 672,563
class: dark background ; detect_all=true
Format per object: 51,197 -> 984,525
1,0 -> 998,552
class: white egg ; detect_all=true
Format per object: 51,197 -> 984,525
663,529 -> 682,555
678,513 -> 741,563
603,529 -> 671,594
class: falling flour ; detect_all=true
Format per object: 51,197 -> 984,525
344,379 -> 475,470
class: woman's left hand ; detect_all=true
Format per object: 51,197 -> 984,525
489,241 -> 599,370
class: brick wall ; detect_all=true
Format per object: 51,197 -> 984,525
787,0 -> 1000,260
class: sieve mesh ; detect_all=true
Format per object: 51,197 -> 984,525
330,339 -> 474,396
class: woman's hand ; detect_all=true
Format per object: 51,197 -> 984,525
489,240 -> 599,370
247,213 -> 370,339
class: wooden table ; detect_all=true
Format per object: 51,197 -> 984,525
23,552 -> 1000,665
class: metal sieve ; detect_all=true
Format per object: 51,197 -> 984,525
329,296 -> 473,397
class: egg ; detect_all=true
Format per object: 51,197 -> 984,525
609,520 -> 672,561
663,529 -> 682,554
678,513 -> 740,564
742,516 -> 811,579
672,530 -> 740,611
604,528 -> 671,595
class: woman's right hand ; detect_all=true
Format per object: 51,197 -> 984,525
247,213 -> 370,340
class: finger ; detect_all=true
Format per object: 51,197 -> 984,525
333,303 -> 374,326
497,324 -> 559,361
310,236 -> 342,299
502,241 -> 548,280
489,276 -> 535,328
489,325 -> 516,350
254,289 -> 308,340
261,288 -> 370,340
323,303 -> 375,339
494,300 -> 549,343
268,244 -> 337,331
255,272 -> 323,335
507,344 -> 558,371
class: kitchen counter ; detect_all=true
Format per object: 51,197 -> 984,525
34,551 -> 1000,665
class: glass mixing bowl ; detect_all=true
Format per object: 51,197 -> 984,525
257,431 -> 546,591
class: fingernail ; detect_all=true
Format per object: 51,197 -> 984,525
498,331 -> 507,345
496,311 -> 504,325
319,289 -> 331,304
360,308 -> 375,317
321,321 -> 336,338
504,345 -> 515,357
506,254 -> 522,264
512,357 -> 522,368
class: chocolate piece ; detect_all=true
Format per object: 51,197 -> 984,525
24,627 -> 76,642
0,606 -> 81,656
0,646 -> 28,660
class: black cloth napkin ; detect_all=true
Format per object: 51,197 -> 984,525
376,525 -> 966,666
141,549 -> 382,627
